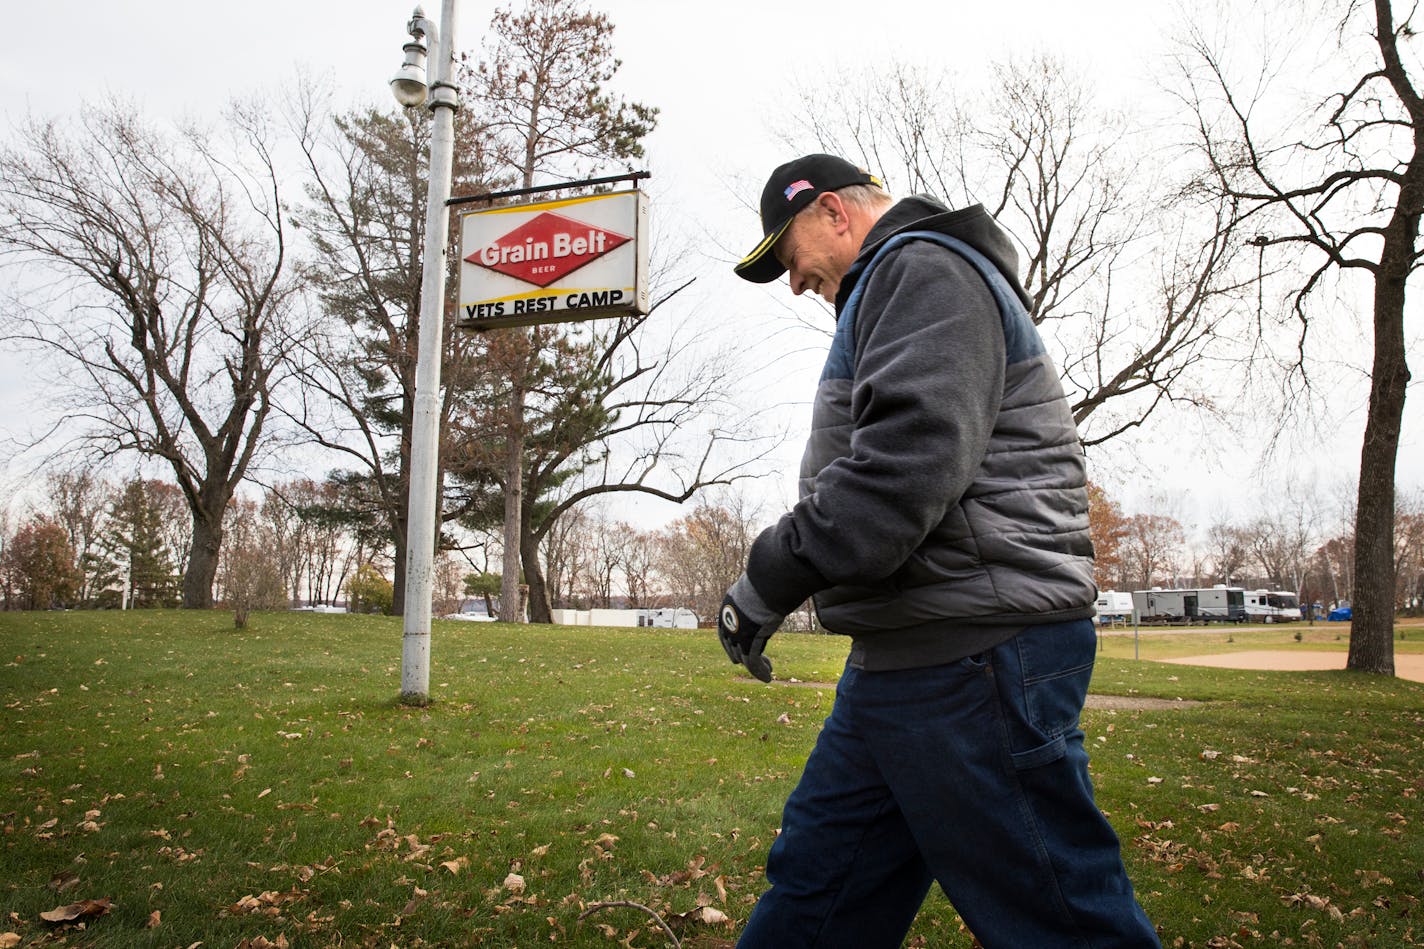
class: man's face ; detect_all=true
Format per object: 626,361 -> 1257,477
774,196 -> 851,304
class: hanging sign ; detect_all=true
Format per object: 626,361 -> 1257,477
457,189 -> 649,330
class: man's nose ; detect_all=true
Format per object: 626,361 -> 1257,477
788,270 -> 806,296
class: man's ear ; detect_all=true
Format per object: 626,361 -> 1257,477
817,191 -> 852,234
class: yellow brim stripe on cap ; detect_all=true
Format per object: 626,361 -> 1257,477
736,218 -> 794,271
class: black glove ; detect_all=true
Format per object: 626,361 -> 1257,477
717,575 -> 783,683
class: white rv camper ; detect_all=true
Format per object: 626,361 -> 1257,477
1093,591 -> 1135,624
550,607 -> 699,629
1130,586 -> 1246,624
1243,590 -> 1301,623
1132,588 -> 1195,623
1195,586 -> 1246,622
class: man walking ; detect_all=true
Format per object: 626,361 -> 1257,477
718,154 -> 1159,947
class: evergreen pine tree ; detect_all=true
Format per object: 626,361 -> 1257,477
100,480 -> 181,608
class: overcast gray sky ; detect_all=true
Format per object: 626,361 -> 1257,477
0,0 -> 1414,534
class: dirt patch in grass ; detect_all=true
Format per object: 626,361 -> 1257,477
1159,649 -> 1424,682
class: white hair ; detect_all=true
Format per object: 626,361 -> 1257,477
834,182 -> 893,213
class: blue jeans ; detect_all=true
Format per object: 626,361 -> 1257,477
738,619 -> 1159,948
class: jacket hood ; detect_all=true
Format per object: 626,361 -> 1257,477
835,195 -> 1033,313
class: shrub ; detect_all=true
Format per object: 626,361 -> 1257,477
346,563 -> 393,615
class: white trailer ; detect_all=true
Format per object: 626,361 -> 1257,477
1094,591 -> 1135,624
1194,586 -> 1246,622
1130,586 -> 1247,624
639,607 -> 699,628
1132,588 -> 1196,623
552,607 -> 699,629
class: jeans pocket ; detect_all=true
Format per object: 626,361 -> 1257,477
959,651 -> 990,670
996,621 -> 1096,771
1009,733 -> 1068,770
1003,677 -> 1074,771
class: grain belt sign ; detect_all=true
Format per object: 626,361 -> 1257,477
457,189 -> 649,330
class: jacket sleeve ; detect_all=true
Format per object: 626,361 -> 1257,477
744,241 -> 1007,615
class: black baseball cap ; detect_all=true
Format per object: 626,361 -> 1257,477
734,154 -> 882,284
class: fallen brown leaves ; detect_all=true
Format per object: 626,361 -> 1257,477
47,870 -> 80,894
1282,890 -> 1352,923
580,896 -> 734,948
39,897 -> 112,925
235,935 -> 290,949
224,886 -> 306,919
642,855 -> 715,888
669,903 -> 731,929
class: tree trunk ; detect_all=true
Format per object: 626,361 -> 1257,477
183,513 -> 222,609
1348,238 -> 1411,675
521,512 -> 552,624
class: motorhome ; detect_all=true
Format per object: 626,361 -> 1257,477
1243,590 -> 1301,623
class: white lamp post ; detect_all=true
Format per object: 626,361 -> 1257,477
393,0 -> 459,706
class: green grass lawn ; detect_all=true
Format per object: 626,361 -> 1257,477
2,611 -> 1421,948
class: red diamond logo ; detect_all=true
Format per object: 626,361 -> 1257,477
465,211 -> 631,287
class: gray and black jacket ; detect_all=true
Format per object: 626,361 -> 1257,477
745,195 -> 1097,670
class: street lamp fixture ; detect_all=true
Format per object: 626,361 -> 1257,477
392,0 -> 460,706
390,28 -> 429,107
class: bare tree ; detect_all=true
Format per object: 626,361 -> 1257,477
0,508 -> 12,609
148,480 -> 194,584
655,494 -> 763,624
1243,515 -> 1299,590
1118,513 -> 1187,590
539,509 -> 658,610
45,467 -> 110,603
432,550 -> 467,617
1315,535 -> 1356,609
542,504 -> 623,608
260,484 -> 308,608
787,56 -> 1256,447
0,102 -> 304,608
542,502 -> 589,609
258,478 -> 363,608
1203,519 -> 1252,586
583,518 -> 621,608
1178,0 -> 1418,673
621,525 -> 657,608
266,478 -> 367,607
217,497 -> 286,628
1392,488 -> 1424,612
